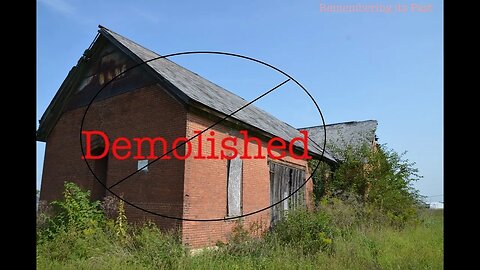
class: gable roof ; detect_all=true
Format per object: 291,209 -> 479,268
299,120 -> 378,159
37,26 -> 336,163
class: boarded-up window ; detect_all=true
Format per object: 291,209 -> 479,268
269,162 -> 306,226
227,156 -> 243,217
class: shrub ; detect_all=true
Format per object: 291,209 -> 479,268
270,209 -> 334,254
310,143 -> 422,227
317,195 -> 363,232
114,197 -> 129,243
100,195 -> 119,219
37,182 -> 104,241
36,200 -> 51,228
218,220 -> 268,257
130,222 -> 186,269
37,226 -> 114,262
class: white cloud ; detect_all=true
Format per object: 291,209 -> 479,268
38,0 -> 75,16
38,0 -> 95,26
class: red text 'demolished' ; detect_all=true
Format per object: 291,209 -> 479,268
81,130 -> 313,161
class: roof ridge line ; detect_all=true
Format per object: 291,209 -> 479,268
299,119 -> 378,130
98,27 -> 258,104
98,27 -> 309,140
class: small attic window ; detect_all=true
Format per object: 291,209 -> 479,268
137,160 -> 149,172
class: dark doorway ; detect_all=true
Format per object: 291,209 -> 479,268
269,161 -> 306,226
90,148 -> 108,201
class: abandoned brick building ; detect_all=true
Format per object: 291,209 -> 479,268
37,26 -> 377,248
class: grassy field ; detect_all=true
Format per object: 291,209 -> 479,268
37,208 -> 443,270
38,139 -> 435,269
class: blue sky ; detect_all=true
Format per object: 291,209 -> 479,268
37,0 -> 443,202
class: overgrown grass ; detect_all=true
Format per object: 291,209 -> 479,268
37,211 -> 443,269
37,183 -> 443,269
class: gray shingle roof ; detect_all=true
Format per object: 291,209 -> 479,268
100,27 -> 336,162
300,120 -> 378,159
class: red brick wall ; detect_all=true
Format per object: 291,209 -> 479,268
182,112 -> 312,248
40,84 -> 187,230
40,82 -> 313,247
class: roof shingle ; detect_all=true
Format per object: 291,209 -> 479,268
300,120 -> 378,159
99,27 -> 336,162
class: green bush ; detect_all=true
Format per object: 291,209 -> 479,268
317,196 -> 364,232
310,143 -> 422,227
36,182 -> 186,269
217,221 -> 270,258
37,226 -> 114,262
130,222 -> 186,269
37,182 -> 104,242
270,209 -> 334,254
